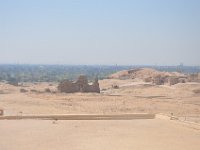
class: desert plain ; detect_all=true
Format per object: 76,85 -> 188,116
0,69 -> 200,150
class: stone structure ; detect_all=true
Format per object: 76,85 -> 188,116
178,77 -> 187,83
188,73 -> 200,82
153,75 -> 188,86
168,77 -> 179,85
152,75 -> 167,85
58,75 -> 100,93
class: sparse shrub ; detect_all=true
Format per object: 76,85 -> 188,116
30,89 -> 37,92
20,88 -> 28,93
193,89 -> 200,94
30,89 -> 43,93
0,90 -> 5,94
101,88 -> 107,91
45,88 -> 51,93
7,81 -> 18,86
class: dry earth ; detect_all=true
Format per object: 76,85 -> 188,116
1,79 -> 200,150
0,79 -> 200,122
0,119 -> 200,150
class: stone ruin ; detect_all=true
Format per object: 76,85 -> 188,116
152,75 -> 187,86
152,75 -> 167,85
58,75 -> 100,93
168,77 -> 179,85
188,73 -> 200,82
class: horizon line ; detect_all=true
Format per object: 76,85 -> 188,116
0,63 -> 200,67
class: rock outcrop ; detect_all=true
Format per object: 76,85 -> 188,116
58,75 -> 100,93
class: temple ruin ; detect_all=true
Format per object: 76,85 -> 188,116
58,75 -> 100,93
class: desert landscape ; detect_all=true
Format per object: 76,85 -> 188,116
0,68 -> 200,150
1,68 -> 200,120
1,0 -> 200,149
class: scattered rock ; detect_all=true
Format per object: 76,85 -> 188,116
30,89 -> 43,93
193,89 -> 200,94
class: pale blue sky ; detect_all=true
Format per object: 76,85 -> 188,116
0,0 -> 200,65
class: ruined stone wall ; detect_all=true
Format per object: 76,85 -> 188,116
178,78 -> 187,83
57,80 -> 79,93
86,81 -> 100,93
152,75 -> 189,85
58,75 -> 100,93
152,75 -> 166,85
168,77 -> 179,85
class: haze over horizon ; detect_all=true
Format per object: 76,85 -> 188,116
1,0 -> 200,65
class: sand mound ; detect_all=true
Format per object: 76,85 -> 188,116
108,70 -> 130,79
109,68 -> 185,80
109,68 -> 189,85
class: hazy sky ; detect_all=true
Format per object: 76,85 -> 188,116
0,0 -> 200,65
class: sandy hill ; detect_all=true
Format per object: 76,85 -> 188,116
108,68 -> 185,80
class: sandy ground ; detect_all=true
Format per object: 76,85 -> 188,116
0,118 -> 200,150
1,79 -> 200,150
1,79 -> 200,122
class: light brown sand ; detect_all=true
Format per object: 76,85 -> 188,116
0,119 -> 200,150
0,80 -> 200,150
1,80 -> 200,120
